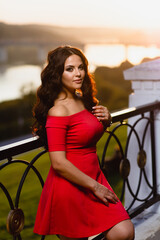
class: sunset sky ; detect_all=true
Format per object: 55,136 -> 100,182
0,0 -> 160,102
0,0 -> 160,30
1,0 -> 160,68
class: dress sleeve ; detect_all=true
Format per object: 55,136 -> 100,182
45,116 -> 69,152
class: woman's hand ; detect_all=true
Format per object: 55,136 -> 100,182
92,105 -> 112,128
93,182 -> 119,206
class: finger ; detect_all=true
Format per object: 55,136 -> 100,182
98,113 -> 112,123
92,105 -> 103,110
97,115 -> 110,122
94,112 -> 106,117
102,192 -> 118,205
93,106 -> 107,111
106,193 -> 119,203
92,109 -> 104,115
93,109 -> 109,117
93,106 -> 110,117
102,197 -> 109,206
92,108 -> 110,117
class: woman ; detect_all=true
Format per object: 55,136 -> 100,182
33,46 -> 134,240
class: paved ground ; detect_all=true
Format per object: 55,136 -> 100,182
132,210 -> 160,240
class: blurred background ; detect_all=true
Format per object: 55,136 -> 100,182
0,0 -> 160,144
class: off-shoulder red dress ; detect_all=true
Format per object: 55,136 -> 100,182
34,109 -> 129,238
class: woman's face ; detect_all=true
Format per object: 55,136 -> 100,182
61,54 -> 85,93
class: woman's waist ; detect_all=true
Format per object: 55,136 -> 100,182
66,145 -> 96,154
65,147 -> 100,176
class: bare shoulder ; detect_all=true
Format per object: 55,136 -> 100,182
48,105 -> 69,117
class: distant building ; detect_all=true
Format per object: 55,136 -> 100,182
0,47 -> 8,63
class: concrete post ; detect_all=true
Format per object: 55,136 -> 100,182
123,59 -> 160,213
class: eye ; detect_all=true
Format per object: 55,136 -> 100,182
79,65 -> 84,70
66,67 -> 73,72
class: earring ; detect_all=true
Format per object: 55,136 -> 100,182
75,89 -> 83,98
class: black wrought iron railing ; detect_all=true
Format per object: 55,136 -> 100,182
0,101 -> 160,240
101,101 -> 160,218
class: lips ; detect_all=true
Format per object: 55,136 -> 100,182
74,79 -> 82,84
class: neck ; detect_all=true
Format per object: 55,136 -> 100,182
58,89 -> 74,100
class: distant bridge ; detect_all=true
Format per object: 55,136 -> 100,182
0,39 -> 84,63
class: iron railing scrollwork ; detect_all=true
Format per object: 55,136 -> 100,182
0,138 -> 46,240
0,101 -> 160,239
101,101 -> 160,218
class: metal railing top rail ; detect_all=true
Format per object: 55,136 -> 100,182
111,101 -> 160,123
0,136 -> 43,161
0,101 -> 160,161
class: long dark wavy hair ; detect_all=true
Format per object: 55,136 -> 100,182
32,45 -> 98,149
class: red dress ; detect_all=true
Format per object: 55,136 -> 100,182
34,109 -> 129,238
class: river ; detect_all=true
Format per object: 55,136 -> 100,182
0,43 -> 160,102
0,64 -> 42,102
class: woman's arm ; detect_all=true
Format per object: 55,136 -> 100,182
49,151 -> 118,206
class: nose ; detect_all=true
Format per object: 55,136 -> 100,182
75,68 -> 81,76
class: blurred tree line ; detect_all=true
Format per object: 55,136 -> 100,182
0,61 -> 133,142
0,92 -> 36,142
95,61 -> 133,111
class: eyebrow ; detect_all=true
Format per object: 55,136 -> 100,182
65,64 -> 74,68
65,63 -> 84,68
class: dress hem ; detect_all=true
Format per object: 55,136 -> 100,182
34,215 -> 130,238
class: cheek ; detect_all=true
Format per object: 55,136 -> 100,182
62,73 -> 72,82
62,75 -> 73,88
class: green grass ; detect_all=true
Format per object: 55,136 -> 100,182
97,123 -> 128,158
97,123 -> 127,197
0,124 -> 127,239
0,149 -> 58,240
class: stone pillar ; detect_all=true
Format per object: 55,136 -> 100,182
123,59 -> 160,213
